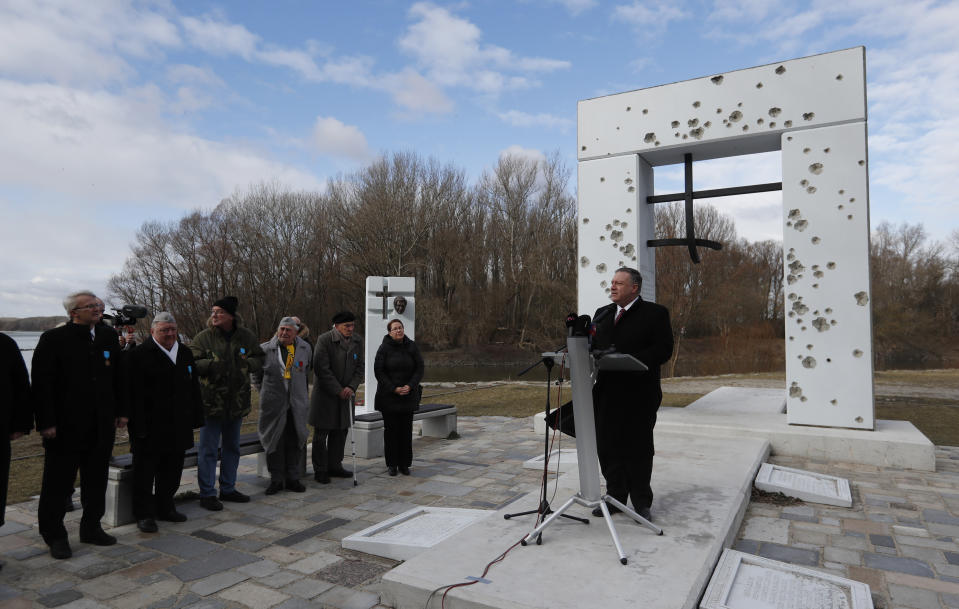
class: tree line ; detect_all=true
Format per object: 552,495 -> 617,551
109,151 -> 959,371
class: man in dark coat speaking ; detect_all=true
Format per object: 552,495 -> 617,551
591,267 -> 673,521
128,312 -> 205,533
32,290 -> 128,559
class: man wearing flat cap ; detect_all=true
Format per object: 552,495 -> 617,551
309,311 -> 363,483
190,296 -> 265,510
128,312 -> 205,532
252,317 -> 312,494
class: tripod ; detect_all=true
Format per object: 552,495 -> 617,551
503,353 -> 589,542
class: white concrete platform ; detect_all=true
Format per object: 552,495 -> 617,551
684,387 -> 785,414
521,448 -> 578,473
379,431 -> 770,609
343,507 -> 491,561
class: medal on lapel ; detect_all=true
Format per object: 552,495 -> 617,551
103,350 -> 111,366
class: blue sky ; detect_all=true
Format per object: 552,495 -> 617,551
1,0 -> 957,317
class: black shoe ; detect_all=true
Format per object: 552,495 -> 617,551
219,490 -> 251,503
137,518 -> 158,533
79,527 -> 117,546
200,496 -> 223,511
48,538 -> 72,559
314,472 -> 331,484
265,481 -> 284,495
591,503 -> 622,517
285,479 -> 306,492
388,466 -> 398,476
329,468 -> 353,478
157,510 -> 187,522
637,507 -> 652,521
399,466 -> 410,476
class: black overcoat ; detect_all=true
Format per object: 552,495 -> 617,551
128,338 -> 205,453
0,333 -> 32,441
31,322 -> 125,450
309,329 -> 363,429
373,335 -> 424,414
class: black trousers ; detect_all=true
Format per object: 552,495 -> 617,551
382,411 -> 413,468
38,441 -> 112,543
267,414 -> 304,482
311,428 -> 347,474
0,440 -> 9,527
132,446 -> 186,519
595,400 -> 658,510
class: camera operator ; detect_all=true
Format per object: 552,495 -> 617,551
590,268 -> 673,522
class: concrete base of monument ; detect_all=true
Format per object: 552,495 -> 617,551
532,387 -> 935,471
378,431 -> 770,609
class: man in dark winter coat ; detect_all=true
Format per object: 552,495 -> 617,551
591,268 -> 673,522
32,290 -> 128,559
309,311 -> 363,484
190,296 -> 265,511
0,333 -> 33,537
128,312 -> 205,533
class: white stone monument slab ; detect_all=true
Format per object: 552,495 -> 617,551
701,549 -> 872,609
685,387 -> 786,415
342,507 -> 490,561
754,463 -> 852,508
577,47 -> 875,430
364,276 -> 415,411
522,448 -> 578,473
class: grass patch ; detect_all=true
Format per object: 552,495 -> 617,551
874,369 -> 959,388
876,395 -> 959,446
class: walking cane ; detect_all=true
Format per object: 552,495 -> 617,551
349,394 -> 358,486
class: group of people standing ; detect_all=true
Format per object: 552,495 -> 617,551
0,290 -> 426,561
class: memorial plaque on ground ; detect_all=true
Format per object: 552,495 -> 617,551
701,549 -> 872,609
523,448 -> 578,473
754,463 -> 852,507
342,507 -> 490,560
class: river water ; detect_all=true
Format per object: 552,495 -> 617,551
6,331 -> 40,377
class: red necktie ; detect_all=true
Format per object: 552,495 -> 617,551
614,308 -> 624,325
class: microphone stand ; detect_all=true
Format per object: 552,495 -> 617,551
503,352 -> 589,542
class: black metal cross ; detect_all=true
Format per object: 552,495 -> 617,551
373,278 -> 391,320
646,153 -> 782,263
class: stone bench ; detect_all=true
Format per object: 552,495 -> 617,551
104,432 -> 264,527
353,404 -> 457,459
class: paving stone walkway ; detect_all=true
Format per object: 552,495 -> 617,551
0,415 -> 957,608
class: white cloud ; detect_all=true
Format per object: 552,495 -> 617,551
497,110 -> 573,131
613,1 -> 690,36
382,68 -> 454,115
398,3 -> 571,95
312,116 -> 371,162
181,14 -> 259,59
546,0 -> 599,15
499,145 -> 548,165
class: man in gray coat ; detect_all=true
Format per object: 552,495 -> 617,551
253,318 -> 312,494
309,311 -> 363,484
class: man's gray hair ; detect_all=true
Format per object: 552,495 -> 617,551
615,267 -> 643,290
278,316 -> 298,329
63,290 -> 97,314
152,312 -> 177,327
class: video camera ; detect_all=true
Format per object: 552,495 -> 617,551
103,304 -> 148,328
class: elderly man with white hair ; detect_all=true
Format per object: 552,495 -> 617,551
252,317 -> 313,495
128,312 -> 205,533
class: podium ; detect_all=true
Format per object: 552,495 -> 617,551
522,336 -> 661,564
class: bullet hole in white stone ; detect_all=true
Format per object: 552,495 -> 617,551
786,222 -> 792,227
806,186 -> 817,194
737,102 -> 743,107
729,111 -> 742,122
600,281 -> 607,287
792,302 -> 809,316
769,122 -> 776,128
826,262 -> 836,270
655,141 -> 660,146
717,108 -> 723,114
688,118 -> 700,128
621,222 -> 628,229
690,127 -> 704,139
788,293 -> 797,301
803,148 -> 811,154
847,214 -> 853,220
627,186 -> 636,192
711,75 -> 724,85
806,344 -> 813,350
784,120 -> 793,128
826,358 -> 832,363
789,336 -> 794,341
582,145 -> 586,151
814,270 -> 824,278
812,264 -> 820,271
789,260 -> 805,274
605,224 -> 612,230
643,108 -> 648,114
596,263 -> 607,274
624,177 -> 633,185
775,65 -> 786,75
644,133 -> 656,143
838,189 -> 845,195
849,197 -> 855,203
671,120 -> 680,128
600,236 -> 605,241
858,160 -> 865,166
836,74 -> 843,80
626,106 -> 631,112
618,260 -> 624,267
580,256 -> 590,267
755,82 -> 764,89
825,307 -> 833,314
742,125 -> 749,132
794,219 -> 808,231
726,123 -> 732,128
812,317 -> 830,332
802,112 -> 815,121
683,134 -> 689,139
616,126 -> 620,131
800,396 -> 808,402
623,243 -> 634,256
787,136 -> 793,141
787,275 -> 797,284
626,208 -> 632,213
693,101 -> 701,108
801,326 -> 807,331
787,252 -> 795,261
704,121 -> 712,128
830,399 -> 837,405
757,118 -> 764,125
812,283 -> 819,288
812,237 -> 821,245
610,230 -> 623,242
838,205 -> 844,210
802,356 -> 816,369
676,132 -> 681,137
605,288 -> 611,293
613,219 -> 620,226
854,416 -> 863,423
800,179 -> 809,187
809,163 -> 823,175
854,291 -> 869,306
789,383 -> 802,397
583,218 -> 590,224
788,311 -> 795,318
853,349 -> 863,358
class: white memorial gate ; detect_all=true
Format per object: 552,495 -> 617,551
577,47 -> 874,430
364,276 -> 415,411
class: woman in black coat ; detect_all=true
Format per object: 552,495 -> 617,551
373,319 -> 424,476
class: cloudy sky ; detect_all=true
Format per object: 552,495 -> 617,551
1,0 -> 956,317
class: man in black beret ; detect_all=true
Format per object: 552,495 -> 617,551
308,311 -> 363,483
